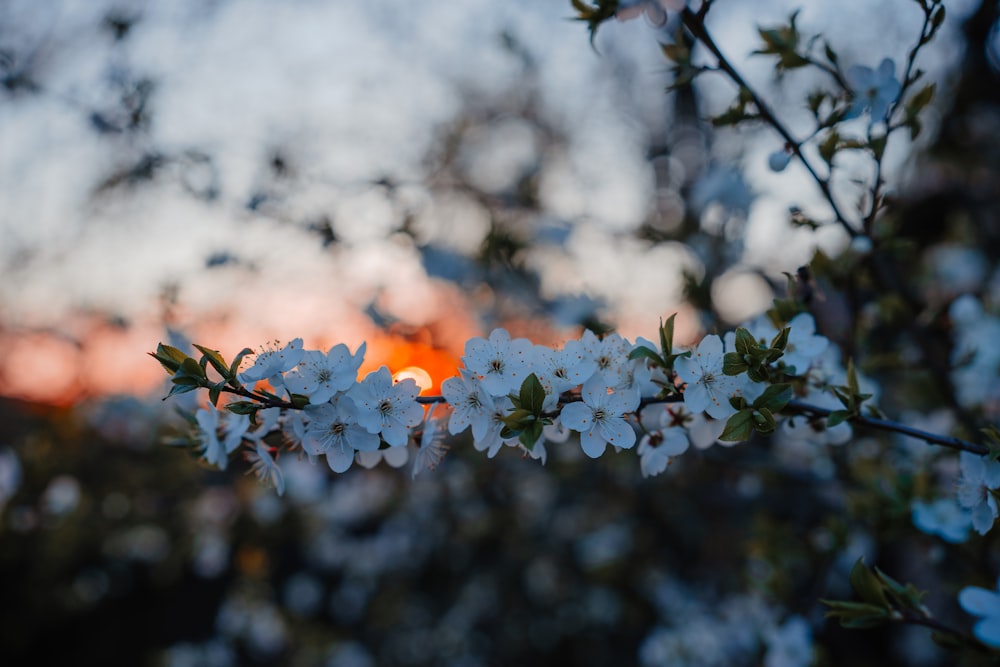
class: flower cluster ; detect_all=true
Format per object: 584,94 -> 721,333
162,310 -> 892,496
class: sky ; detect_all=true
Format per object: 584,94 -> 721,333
0,0 -> 978,403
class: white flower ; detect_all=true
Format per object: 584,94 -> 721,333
845,58 -> 901,122
442,370 -> 496,441
412,404 -> 450,479
637,426 -> 689,477
244,442 -> 285,496
348,367 -> 425,447
195,403 -> 250,470
472,395 -> 518,458
561,377 -> 638,458
304,396 -> 380,473
674,335 -> 747,419
533,340 -> 598,402
462,328 -> 535,397
283,342 -> 365,404
957,452 -> 1000,535
239,338 -> 304,389
959,578 -> 1000,648
580,330 -> 632,387
911,498 -> 972,544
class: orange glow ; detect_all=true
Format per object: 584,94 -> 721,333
360,334 -> 462,395
393,366 -> 433,392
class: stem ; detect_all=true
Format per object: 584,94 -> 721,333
785,399 -> 987,455
678,7 -> 860,239
218,380 -> 986,455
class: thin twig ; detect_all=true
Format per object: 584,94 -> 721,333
678,7 -> 860,239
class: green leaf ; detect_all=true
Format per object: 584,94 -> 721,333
769,327 -> 790,352
519,374 -> 547,416
819,130 -> 840,165
752,407 -> 777,434
208,385 -> 221,407
150,343 -> 190,373
179,357 -> 207,380
226,401 -> 260,416
823,40 -> 838,64
519,420 -> 544,451
660,313 -> 676,357
874,566 -> 928,614
723,352 -> 749,376
166,383 -> 199,398
719,410 -> 755,442
850,558 -> 890,607
906,82 -> 935,116
194,344 -> 231,379
869,134 -> 887,160
660,42 -> 688,64
629,346 -> 664,366
827,410 -> 851,428
228,347 -> 254,384
753,383 -> 792,413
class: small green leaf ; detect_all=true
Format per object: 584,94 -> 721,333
753,383 -> 792,413
719,410 -> 755,442
906,82 -> 935,115
752,407 -> 777,434
827,410 -> 850,428
660,313 -> 676,356
519,374 -> 546,416
226,401 -> 260,416
194,344 -> 231,379
850,558 -> 890,608
228,347 -> 254,384
869,134 -> 887,160
166,383 -> 199,398
769,327 -> 790,352
629,346 -> 664,366
823,40 -> 838,64
179,357 -> 207,380
150,343 -> 190,373
723,352 -> 749,376
819,130 -> 840,165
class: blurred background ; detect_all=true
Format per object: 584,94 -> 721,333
0,0 -> 998,664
